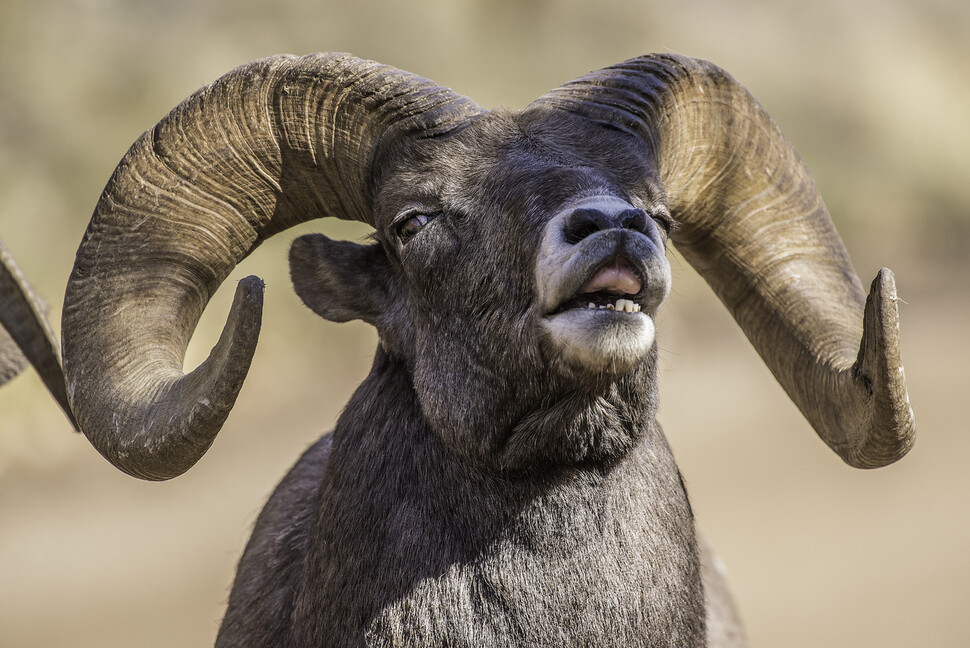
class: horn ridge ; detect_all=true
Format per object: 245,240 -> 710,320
0,239 -> 78,429
63,53 -> 481,480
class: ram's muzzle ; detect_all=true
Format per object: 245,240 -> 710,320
536,195 -> 671,374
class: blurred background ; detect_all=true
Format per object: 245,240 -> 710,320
1,0 -> 967,646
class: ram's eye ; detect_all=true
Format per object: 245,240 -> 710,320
651,212 -> 674,237
397,213 -> 431,243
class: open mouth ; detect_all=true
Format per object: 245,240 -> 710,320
534,201 -> 671,373
549,256 -> 646,316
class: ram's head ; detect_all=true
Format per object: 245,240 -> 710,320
48,53 -> 913,480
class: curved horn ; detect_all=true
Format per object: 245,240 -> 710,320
531,54 -> 914,468
0,240 -> 78,429
63,53 -> 482,480
0,327 -> 26,386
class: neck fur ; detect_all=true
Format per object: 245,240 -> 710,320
293,350 -> 703,646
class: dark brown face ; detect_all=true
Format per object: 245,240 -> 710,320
291,110 -> 673,470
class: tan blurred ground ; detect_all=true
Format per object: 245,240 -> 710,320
1,1 -> 968,646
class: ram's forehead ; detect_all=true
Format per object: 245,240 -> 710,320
372,110 -> 660,227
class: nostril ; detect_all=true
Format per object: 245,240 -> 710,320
562,208 -> 612,245
618,208 -> 648,234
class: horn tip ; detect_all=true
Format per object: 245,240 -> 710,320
848,267 -> 916,468
219,275 -> 265,377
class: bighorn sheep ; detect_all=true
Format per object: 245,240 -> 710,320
2,53 -> 915,646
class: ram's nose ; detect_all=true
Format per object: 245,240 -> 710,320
536,195 -> 671,316
561,202 -> 650,244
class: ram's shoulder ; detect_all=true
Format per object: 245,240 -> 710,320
216,434 -> 333,647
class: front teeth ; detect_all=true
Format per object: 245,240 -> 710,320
586,298 -> 641,313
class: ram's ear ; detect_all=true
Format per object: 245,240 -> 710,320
289,234 -> 393,325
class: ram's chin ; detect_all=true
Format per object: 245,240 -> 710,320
542,308 -> 656,375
